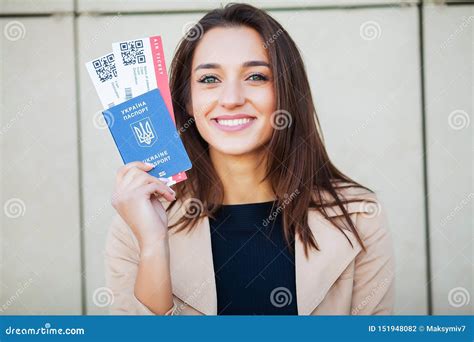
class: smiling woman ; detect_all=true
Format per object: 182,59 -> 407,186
190,27 -> 275,156
105,3 -> 395,316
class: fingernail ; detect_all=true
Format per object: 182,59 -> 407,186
168,187 -> 175,195
158,177 -> 169,184
145,162 -> 155,168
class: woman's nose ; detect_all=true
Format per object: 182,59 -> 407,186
218,80 -> 245,109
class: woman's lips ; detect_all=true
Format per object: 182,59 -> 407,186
210,116 -> 257,132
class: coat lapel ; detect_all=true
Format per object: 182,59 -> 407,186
167,199 -> 363,315
295,208 -> 362,315
168,216 -> 218,315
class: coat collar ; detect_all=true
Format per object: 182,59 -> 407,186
166,197 -> 364,315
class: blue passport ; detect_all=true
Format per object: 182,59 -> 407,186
103,88 -> 192,178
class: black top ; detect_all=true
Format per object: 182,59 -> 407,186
209,200 -> 298,315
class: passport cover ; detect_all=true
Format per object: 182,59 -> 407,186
103,88 -> 192,179
111,35 -> 188,184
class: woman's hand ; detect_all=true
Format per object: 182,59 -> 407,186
111,161 -> 176,314
111,161 -> 176,249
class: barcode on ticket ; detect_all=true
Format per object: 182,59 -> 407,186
124,87 -> 133,100
86,52 -> 122,108
92,53 -> 117,83
119,40 -> 147,66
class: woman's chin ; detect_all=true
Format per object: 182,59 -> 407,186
210,143 -> 260,157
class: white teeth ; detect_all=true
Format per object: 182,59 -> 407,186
216,118 -> 253,126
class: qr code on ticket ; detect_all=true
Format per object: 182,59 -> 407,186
119,40 -> 147,66
92,53 -> 117,83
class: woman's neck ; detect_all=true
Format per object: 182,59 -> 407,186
209,147 -> 276,205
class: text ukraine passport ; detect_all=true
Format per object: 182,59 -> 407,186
103,88 -> 192,179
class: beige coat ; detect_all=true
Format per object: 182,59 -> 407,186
104,185 -> 395,315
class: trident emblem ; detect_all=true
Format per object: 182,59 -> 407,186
130,117 -> 157,147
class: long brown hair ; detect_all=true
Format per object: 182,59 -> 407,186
167,3 -> 372,258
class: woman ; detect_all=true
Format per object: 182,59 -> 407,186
105,3 -> 395,315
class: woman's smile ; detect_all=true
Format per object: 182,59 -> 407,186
210,113 -> 257,132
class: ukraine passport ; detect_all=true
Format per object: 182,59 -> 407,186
103,88 -> 192,179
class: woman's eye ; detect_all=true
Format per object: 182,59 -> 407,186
198,75 -> 220,84
247,73 -> 268,82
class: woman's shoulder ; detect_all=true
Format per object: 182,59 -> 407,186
317,180 -> 390,238
328,182 -> 388,240
318,180 -> 379,213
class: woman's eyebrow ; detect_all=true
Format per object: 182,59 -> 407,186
194,63 -> 220,71
194,60 -> 270,72
242,60 -> 270,68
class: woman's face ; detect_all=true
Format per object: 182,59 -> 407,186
190,26 -> 276,156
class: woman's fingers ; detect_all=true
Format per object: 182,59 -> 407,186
123,169 -> 176,199
128,173 -> 173,194
141,182 -> 176,202
116,161 -> 154,185
120,163 -> 155,188
126,170 -> 153,190
115,161 -> 175,201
